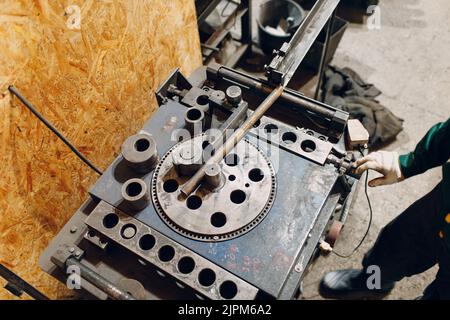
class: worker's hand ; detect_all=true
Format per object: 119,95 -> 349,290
355,151 -> 404,187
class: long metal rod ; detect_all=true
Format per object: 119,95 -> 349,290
66,258 -> 135,300
314,10 -> 336,101
8,86 -> 103,175
181,85 -> 284,196
214,66 -> 337,119
266,0 -> 340,85
0,263 -> 49,300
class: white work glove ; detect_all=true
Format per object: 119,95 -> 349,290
355,151 -> 404,187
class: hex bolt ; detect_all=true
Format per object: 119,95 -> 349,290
70,226 -> 78,233
226,85 -> 242,106
68,247 -> 75,253
121,178 -> 150,212
121,133 -> 159,174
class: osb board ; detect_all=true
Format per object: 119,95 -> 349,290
0,0 -> 202,299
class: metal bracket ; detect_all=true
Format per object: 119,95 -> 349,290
266,0 -> 341,86
84,201 -> 259,300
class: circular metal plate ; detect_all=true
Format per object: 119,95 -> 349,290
151,135 -> 276,242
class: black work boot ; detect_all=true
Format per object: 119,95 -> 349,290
319,269 -> 395,300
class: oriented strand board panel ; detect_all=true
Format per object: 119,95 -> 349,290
0,0 -> 201,299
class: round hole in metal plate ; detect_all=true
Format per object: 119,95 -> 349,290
186,108 -> 202,121
248,168 -> 264,182
178,256 -> 196,274
230,190 -> 246,204
126,182 -> 143,197
163,179 -> 179,193
301,139 -> 316,153
196,95 -> 209,106
121,223 -> 137,239
264,123 -> 278,134
139,234 -> 156,250
282,131 -> 297,144
198,268 -> 216,287
211,212 -> 227,228
158,245 -> 175,262
103,213 -> 119,229
220,280 -> 238,299
186,195 -> 202,210
134,138 -> 150,152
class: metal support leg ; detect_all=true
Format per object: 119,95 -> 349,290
314,9 -> 336,101
241,0 -> 252,53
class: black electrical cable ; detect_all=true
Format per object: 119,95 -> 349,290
8,85 -> 103,175
332,169 -> 373,258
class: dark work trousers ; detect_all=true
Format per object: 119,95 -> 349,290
362,182 -> 450,299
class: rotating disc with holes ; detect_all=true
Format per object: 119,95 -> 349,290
151,135 -> 276,242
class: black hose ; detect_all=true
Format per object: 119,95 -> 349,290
332,169 -> 373,258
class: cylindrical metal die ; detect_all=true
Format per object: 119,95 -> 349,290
121,178 -> 150,212
172,143 -> 203,176
226,85 -> 242,106
204,163 -> 223,188
184,107 -> 204,135
121,133 -> 158,174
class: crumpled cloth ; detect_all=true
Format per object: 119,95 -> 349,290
322,65 -> 404,148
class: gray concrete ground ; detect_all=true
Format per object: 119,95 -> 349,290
300,0 -> 450,300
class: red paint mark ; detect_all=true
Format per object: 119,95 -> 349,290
229,244 -> 239,253
252,257 -> 262,272
242,256 -> 251,273
272,251 -> 291,268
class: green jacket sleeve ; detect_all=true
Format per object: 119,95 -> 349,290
399,118 -> 450,178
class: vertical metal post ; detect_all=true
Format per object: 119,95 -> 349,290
241,0 -> 252,53
314,9 -> 336,101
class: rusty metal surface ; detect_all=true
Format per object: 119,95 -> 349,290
249,117 -> 333,165
85,201 -> 259,300
88,100 -> 339,298
180,85 -> 284,196
40,65 -> 354,300
152,135 -> 276,241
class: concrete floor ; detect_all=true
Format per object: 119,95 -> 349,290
300,0 -> 450,300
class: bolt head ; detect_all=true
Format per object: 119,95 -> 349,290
225,85 -> 242,105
